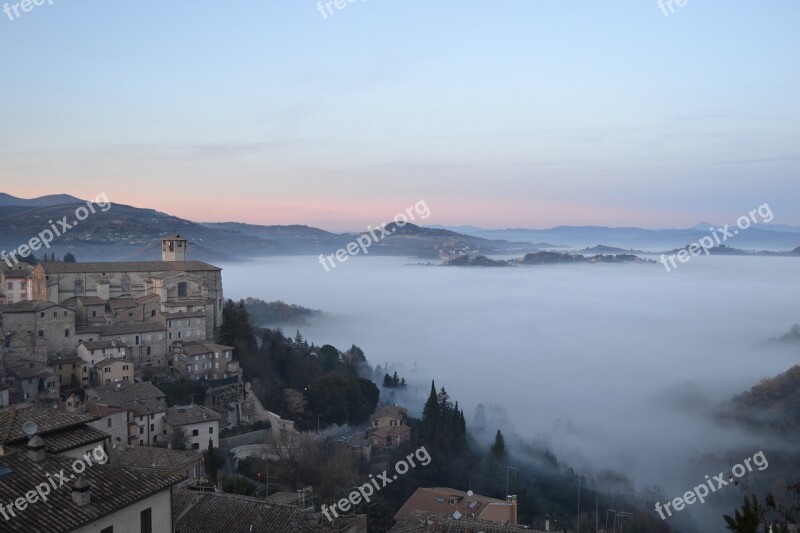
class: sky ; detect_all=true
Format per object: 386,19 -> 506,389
1,1 -> 798,231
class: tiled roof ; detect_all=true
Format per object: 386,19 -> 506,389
394,488 -> 513,523
2,269 -> 33,279
108,444 -> 201,472
177,341 -> 233,356
0,301 -> 61,313
135,294 -> 161,303
162,311 -> 207,319
389,512 -> 537,533
367,426 -> 411,439
80,296 -> 107,305
40,425 -> 109,453
87,382 -> 165,403
0,449 -> 180,533
39,260 -> 220,274
371,405 -> 408,421
109,297 -> 138,309
0,406 -> 98,445
77,322 -> 166,336
83,402 -> 127,418
94,358 -> 129,368
162,299 -> 210,307
80,340 -> 126,350
164,405 -> 221,427
172,489 -> 365,533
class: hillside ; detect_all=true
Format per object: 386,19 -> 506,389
0,194 -> 526,261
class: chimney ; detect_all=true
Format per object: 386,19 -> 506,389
27,435 -> 45,462
72,477 -> 91,507
506,495 -> 518,525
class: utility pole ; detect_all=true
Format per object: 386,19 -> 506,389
577,475 -> 581,533
505,466 -> 518,497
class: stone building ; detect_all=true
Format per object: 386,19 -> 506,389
32,235 -> 224,340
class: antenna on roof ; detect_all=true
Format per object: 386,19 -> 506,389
22,421 -> 38,437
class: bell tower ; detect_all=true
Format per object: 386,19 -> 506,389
162,235 -> 187,262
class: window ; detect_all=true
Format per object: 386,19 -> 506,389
38,330 -> 44,337
139,427 -> 144,434
128,312 -> 133,317
151,310 -> 156,317
107,418 -> 112,428
39,311 -> 44,317
209,427 -> 214,434
92,310 -> 97,317
150,424 -> 154,431
64,329 -> 70,337
53,311 -> 57,317
178,282 -> 187,298
191,443 -> 199,450
122,277 -> 130,293
146,347 -> 151,356
74,279 -> 83,295
135,335 -> 140,346
192,429 -> 199,436
7,283 -> 12,290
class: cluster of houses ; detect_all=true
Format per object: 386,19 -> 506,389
0,235 -> 241,405
0,234 -> 527,532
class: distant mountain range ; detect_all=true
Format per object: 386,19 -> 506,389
429,223 -> 800,252
1,194 -> 798,262
0,194 -> 529,261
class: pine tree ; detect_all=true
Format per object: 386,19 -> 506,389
206,439 -> 218,485
421,381 -> 438,440
491,429 -> 507,458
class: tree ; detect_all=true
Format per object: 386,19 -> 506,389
283,388 -> 307,419
63,252 -> 76,262
206,439 -> 218,485
724,495 -> 765,533
170,426 -> 188,451
491,429 -> 507,458
319,344 -> 339,372
294,330 -> 304,345
421,381 -> 438,440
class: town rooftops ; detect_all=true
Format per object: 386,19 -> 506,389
389,511 -> 537,533
94,358 -> 128,369
0,406 -> 98,444
164,404 -> 221,427
1,268 -> 33,279
371,405 -> 408,421
87,382 -> 165,403
172,489 -> 366,533
80,340 -> 126,351
76,322 -> 166,336
0,447 -> 180,533
62,296 -> 107,306
108,444 -> 201,472
0,406 -> 105,453
177,341 -> 234,356
82,402 -> 127,418
38,260 -> 220,274
0,301 -> 65,314
394,488 -> 516,524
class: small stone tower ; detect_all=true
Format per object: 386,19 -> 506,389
162,235 -> 187,262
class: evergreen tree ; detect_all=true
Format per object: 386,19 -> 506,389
491,429 -> 507,458
63,252 -> 76,262
421,381 -> 438,440
206,439 -> 218,485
